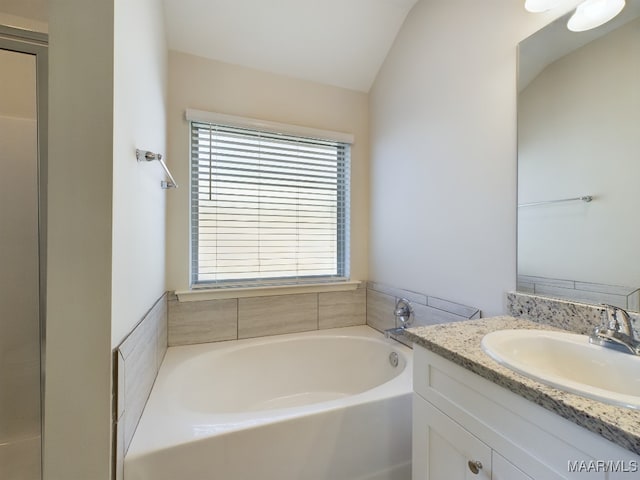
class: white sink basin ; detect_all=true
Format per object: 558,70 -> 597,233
481,329 -> 640,409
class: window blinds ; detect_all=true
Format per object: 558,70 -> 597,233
190,121 -> 350,287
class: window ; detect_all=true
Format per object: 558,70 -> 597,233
189,113 -> 351,288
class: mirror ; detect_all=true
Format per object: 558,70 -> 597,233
517,1 -> 640,310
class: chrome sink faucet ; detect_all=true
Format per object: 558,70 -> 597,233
384,298 -> 414,339
589,304 -> 640,355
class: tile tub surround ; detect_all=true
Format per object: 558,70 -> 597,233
366,281 -> 481,335
507,291 -> 640,339
114,293 -> 168,480
167,286 -> 367,346
167,281 -> 478,347
404,317 -> 640,455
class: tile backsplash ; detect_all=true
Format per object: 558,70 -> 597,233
365,282 -> 481,345
507,291 -> 639,338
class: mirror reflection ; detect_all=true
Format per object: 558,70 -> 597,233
517,1 -> 640,310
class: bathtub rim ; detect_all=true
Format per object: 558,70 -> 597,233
167,329 -> 409,414
125,324 -> 413,461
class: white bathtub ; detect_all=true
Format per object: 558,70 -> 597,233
125,325 -> 413,480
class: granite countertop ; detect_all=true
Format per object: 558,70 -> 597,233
404,316 -> 640,456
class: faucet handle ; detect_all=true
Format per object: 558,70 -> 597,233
599,303 -> 635,338
600,304 -> 621,331
394,298 -> 414,327
592,304 -> 640,354
600,304 -> 613,330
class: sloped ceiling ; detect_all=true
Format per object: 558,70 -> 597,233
163,0 -> 419,92
0,0 -> 48,22
519,1 -> 640,91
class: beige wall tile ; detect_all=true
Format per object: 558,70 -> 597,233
238,294 -> 318,339
426,296 -> 480,319
154,295 -> 168,368
628,291 -> 640,312
367,281 -> 427,305
116,351 -> 125,421
411,302 -> 470,327
115,292 -> 169,459
168,297 -> 237,346
115,412 -> 125,480
121,321 -> 157,452
319,289 -> 366,329
366,288 -> 396,332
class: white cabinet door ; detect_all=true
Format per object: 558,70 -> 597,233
492,451 -> 533,480
413,393 -> 491,480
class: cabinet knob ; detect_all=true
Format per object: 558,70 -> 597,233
468,460 -> 483,475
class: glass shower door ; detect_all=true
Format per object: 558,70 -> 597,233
0,47 -> 42,480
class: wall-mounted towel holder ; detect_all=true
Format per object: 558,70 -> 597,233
518,195 -> 593,208
136,149 -> 178,189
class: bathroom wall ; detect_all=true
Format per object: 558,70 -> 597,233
112,0 -> 168,347
35,0 -> 602,477
0,1 -> 48,33
46,0 -> 168,478
165,51 -> 370,292
368,0 -> 580,317
518,17 -> 640,288
46,0 -> 115,477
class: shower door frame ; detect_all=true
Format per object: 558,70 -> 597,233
0,24 -> 48,479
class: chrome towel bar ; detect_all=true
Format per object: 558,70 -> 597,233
136,149 -> 178,189
518,195 -> 593,208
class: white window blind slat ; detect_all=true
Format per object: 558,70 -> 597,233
190,120 -> 350,287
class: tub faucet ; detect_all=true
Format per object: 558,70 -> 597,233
384,326 -> 408,339
385,298 -> 414,339
589,304 -> 640,355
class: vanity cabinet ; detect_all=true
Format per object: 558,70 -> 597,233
414,393 -> 531,479
412,344 -> 639,480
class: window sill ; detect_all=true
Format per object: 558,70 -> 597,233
174,280 -> 362,302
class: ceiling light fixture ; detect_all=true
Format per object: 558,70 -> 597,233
524,0 -> 563,12
567,0 -> 626,31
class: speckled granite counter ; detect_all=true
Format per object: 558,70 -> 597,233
404,316 -> 640,456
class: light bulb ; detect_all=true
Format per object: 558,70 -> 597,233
567,0 -> 626,31
525,0 -> 562,12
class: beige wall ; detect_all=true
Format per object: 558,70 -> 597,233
368,0 -> 578,316
518,18 -> 640,287
46,0 -> 114,478
0,14 -> 47,33
46,0 -> 168,477
166,51 -> 369,291
111,0 -> 168,347
0,0 -> 47,32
